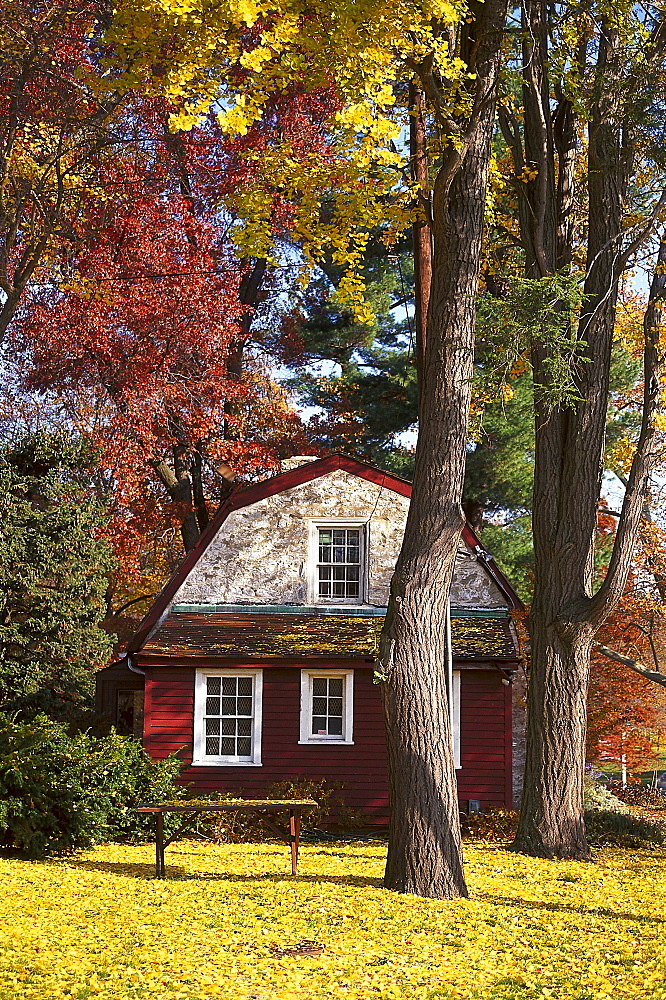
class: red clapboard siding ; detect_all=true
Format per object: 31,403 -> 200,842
143,663 -> 512,823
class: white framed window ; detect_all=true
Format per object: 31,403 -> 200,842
309,520 -> 366,603
193,668 -> 263,766
299,669 -> 354,745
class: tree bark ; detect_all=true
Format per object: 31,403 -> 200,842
152,454 -> 200,552
224,257 -> 266,439
379,0 -> 507,898
500,5 -> 666,859
409,81 -> 431,380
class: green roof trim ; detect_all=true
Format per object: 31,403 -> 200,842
171,603 -> 510,619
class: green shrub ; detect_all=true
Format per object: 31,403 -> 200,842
584,775 -> 631,814
0,715 -> 186,857
584,809 -> 665,848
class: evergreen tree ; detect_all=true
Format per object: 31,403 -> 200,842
0,433 -> 115,721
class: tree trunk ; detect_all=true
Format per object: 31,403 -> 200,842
516,616 -> 593,858
379,0 -> 507,898
224,257 -> 266,439
503,7 -> 663,859
409,81 -> 431,380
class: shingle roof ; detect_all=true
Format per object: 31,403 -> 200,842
127,453 -> 523,655
139,609 -> 519,661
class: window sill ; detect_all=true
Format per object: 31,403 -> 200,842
297,740 -> 354,746
191,760 -> 263,767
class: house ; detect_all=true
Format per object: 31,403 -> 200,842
97,454 -> 523,823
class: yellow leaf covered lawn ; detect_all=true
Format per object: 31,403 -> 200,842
0,840 -> 664,999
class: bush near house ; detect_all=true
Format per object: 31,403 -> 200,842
461,779 -> 665,848
195,776 -> 366,843
609,781 -> 666,810
0,715 -> 186,857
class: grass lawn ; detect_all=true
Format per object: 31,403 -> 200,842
1,839 -> 665,1000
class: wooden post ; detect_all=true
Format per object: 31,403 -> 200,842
289,811 -> 301,875
156,810 -> 165,878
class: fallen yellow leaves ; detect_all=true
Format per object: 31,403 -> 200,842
0,840 -> 664,999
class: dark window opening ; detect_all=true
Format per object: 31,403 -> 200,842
116,689 -> 144,738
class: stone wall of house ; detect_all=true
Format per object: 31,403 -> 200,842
174,468 -> 508,608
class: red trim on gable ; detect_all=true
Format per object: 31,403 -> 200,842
221,454 -> 412,506
128,452 -> 522,653
127,491 -> 238,653
461,523 -> 524,610
128,455 -> 410,652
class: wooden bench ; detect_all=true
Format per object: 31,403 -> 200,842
137,799 -> 318,877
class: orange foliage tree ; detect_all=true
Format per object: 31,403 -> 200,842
4,8 -> 345,607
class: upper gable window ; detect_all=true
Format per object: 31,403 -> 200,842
312,524 -> 365,602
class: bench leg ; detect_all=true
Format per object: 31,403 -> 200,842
156,811 -> 165,877
289,811 -> 301,875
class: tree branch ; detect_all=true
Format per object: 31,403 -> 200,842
589,232 -> 666,625
596,644 -> 666,688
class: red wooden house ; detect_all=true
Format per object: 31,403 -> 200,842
97,455 -> 523,823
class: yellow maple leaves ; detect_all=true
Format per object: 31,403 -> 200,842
104,0 -> 470,320
1,840 -> 665,999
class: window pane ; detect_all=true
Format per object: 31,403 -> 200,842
206,696 -> 220,716
312,697 -> 328,715
201,674 -> 257,759
312,678 -> 327,696
317,527 -> 363,599
328,678 -> 343,696
328,697 -> 343,716
312,716 -> 327,734
328,716 -> 343,736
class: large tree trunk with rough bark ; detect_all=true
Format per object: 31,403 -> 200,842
498,3 -> 666,858
379,0 -> 507,898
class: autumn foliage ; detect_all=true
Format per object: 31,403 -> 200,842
4,4 -> 348,599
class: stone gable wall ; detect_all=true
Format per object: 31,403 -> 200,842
174,469 -> 507,608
